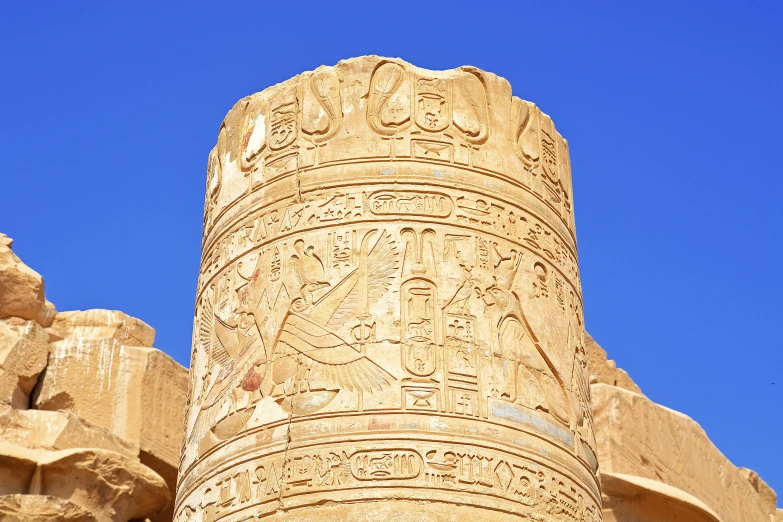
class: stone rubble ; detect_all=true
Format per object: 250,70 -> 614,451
0,234 -> 187,522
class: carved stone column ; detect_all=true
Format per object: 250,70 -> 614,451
176,56 -> 600,522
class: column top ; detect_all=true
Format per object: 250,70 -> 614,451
203,56 -> 576,247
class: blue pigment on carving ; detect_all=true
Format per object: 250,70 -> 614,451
492,402 -> 574,447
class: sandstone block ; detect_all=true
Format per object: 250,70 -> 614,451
585,333 -> 642,394
33,338 -> 187,473
0,442 -> 38,495
601,472 -> 721,522
0,234 -> 55,326
0,442 -> 169,522
0,408 -> 136,457
138,348 -> 188,522
0,319 -> 49,409
591,383 -> 774,522
50,309 -> 156,347
34,338 -> 148,447
0,494 -> 97,522
738,467 -> 778,517
36,447 -> 170,522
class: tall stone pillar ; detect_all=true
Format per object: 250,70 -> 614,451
176,57 -> 600,522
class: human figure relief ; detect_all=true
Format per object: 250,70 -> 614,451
481,281 -> 569,424
188,292 -> 268,445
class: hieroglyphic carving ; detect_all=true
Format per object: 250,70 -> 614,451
270,229 -> 398,414
366,61 -> 412,138
268,90 -> 298,152
414,76 -> 451,132
366,61 -> 489,166
237,70 -> 345,188
178,443 -> 599,522
351,450 -> 422,480
301,68 -> 342,144
399,227 -> 441,412
453,70 -> 490,145
368,190 -> 452,218
179,57 -> 598,522
203,130 -> 224,234
198,188 -> 579,298
512,98 -> 573,222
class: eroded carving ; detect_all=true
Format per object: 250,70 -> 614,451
179,57 -> 599,522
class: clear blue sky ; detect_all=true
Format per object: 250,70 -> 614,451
2,1 -> 781,502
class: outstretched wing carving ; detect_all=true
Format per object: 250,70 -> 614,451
277,313 -> 393,392
324,230 -> 398,331
270,229 -> 398,395
200,289 -> 229,369
189,295 -> 266,444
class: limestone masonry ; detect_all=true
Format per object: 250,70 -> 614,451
0,56 -> 779,522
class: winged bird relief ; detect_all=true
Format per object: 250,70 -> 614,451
270,229 -> 399,414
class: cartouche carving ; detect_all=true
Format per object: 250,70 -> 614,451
301,68 -> 343,144
178,57 -> 599,521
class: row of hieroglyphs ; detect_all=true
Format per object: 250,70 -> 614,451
197,189 -> 580,300
182,218 -> 593,475
202,60 -> 574,237
175,445 -> 599,522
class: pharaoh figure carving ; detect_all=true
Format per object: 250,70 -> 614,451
177,57 -> 600,522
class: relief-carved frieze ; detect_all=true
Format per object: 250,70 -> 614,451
367,61 -> 489,146
197,188 -> 580,300
201,58 -> 576,257
183,223 -> 592,479
180,57 -> 597,522
175,444 -> 599,522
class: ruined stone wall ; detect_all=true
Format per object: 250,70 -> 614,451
586,334 -> 782,522
176,56 -> 600,522
0,233 -> 188,522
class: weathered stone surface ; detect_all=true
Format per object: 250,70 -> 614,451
176,56 -> 600,521
0,442 -> 38,495
0,233 -> 188,519
0,442 -> 170,522
738,467 -> 778,517
139,348 -> 188,522
34,338 -> 147,445
0,235 -> 55,326
0,319 -> 49,409
0,494 -> 98,522
36,447 -> 170,522
50,309 -> 156,347
585,333 -> 641,394
0,408 -> 135,457
601,472 -> 721,522
592,383 -> 775,522
34,338 -> 187,465
140,348 -> 189,469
